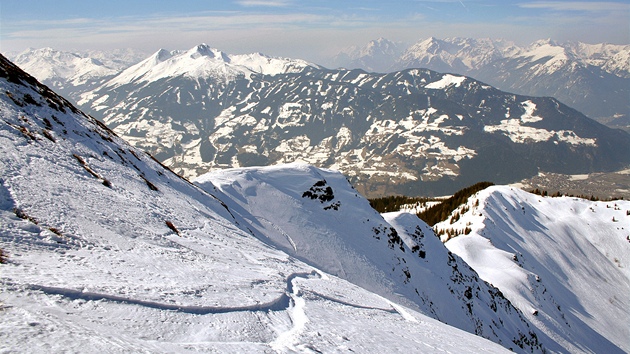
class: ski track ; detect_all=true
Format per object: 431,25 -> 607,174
306,291 -> 398,314
26,284 -> 291,315
270,271 -> 319,352
256,216 -> 298,252
22,269 -> 416,352
25,272 -> 323,317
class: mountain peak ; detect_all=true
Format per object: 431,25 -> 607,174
531,38 -> 558,47
90,45 -> 316,90
153,48 -> 174,62
186,43 -> 227,61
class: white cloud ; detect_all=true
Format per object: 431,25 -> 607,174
236,0 -> 293,7
519,1 -> 629,12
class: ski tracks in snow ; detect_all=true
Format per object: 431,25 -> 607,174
270,270 -> 419,352
25,268 -> 418,352
270,271 -> 319,352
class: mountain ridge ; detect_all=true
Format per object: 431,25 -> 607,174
74,46 -> 630,197
333,37 -> 630,128
439,185 -> 630,352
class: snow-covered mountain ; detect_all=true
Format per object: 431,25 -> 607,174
195,165 -> 543,351
0,53 -> 518,353
331,37 -> 404,73
471,39 -> 630,127
437,186 -> 630,353
77,45 -> 630,197
101,44 -> 317,89
397,37 -> 519,74
1,53 -> 628,353
335,37 -> 630,129
10,47 -> 146,102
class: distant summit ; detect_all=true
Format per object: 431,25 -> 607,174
332,37 -> 630,129
10,47 -> 146,101
332,37 -> 404,72
100,44 -> 318,89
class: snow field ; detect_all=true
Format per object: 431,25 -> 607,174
0,55 -> 512,353
442,186 -> 630,353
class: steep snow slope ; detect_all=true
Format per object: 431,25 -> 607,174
196,165 -> 545,352
439,186 -> 630,353
0,54 -> 513,352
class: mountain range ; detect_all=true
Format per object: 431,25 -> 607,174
10,47 -> 146,102
332,37 -> 630,131
1,53 -> 628,353
71,44 -> 630,197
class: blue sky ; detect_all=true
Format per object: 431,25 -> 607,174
1,0 -> 628,63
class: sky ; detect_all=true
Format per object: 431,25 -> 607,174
1,0 -> 628,64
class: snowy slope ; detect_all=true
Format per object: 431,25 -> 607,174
438,186 -> 630,353
196,165 -> 545,352
0,54 -> 513,352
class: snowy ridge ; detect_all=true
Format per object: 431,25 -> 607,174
196,165 -> 545,352
10,47 -> 145,104
99,44 -> 317,89
0,53 -> 514,352
438,186 -> 630,353
11,47 -> 114,83
398,37 -> 518,73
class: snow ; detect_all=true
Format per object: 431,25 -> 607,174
196,165 -> 548,352
520,40 -> 568,63
3,51 -> 627,353
0,54 -> 512,353
11,47 -> 144,90
441,186 -> 630,353
102,44 -> 316,89
569,173 -> 589,181
484,119 -> 597,146
425,74 -> 466,89
519,100 -> 543,123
